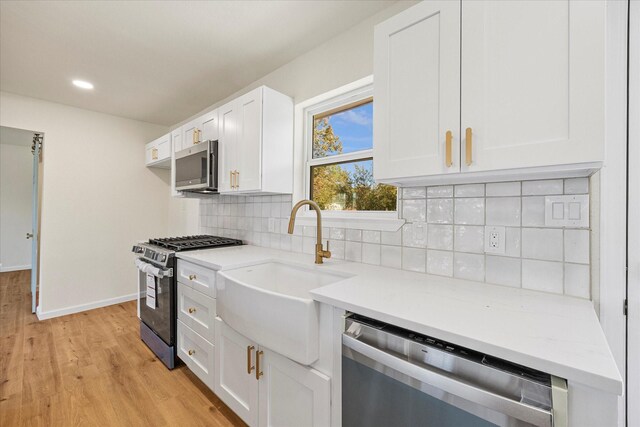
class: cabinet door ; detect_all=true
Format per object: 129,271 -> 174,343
373,0 -> 461,182
218,100 -> 238,193
201,109 -> 219,142
172,128 -> 183,153
236,88 -> 263,192
171,128 -> 183,197
156,133 -> 170,162
258,349 -> 330,427
182,117 -> 203,148
177,284 -> 216,343
461,0 -> 605,172
215,318 -> 259,426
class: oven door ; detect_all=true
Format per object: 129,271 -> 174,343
175,142 -> 210,191
137,259 -> 175,346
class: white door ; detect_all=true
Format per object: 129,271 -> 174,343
258,348 -> 331,427
30,133 -> 41,313
373,0 -> 461,182
218,100 -> 238,193
236,88 -> 263,192
201,109 -> 219,142
214,318 -> 259,426
461,0 -> 605,172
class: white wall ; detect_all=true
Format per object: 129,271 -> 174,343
0,143 -> 33,271
0,91 -> 168,317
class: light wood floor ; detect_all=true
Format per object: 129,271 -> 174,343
0,270 -> 246,427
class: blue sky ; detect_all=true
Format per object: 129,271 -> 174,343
324,102 -> 373,175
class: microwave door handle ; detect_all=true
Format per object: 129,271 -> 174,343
342,334 -> 553,427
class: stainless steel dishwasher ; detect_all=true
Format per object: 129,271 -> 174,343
342,314 -> 568,427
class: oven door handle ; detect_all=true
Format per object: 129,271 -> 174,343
135,259 -> 173,278
343,334 -> 561,427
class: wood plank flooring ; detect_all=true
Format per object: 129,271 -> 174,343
0,270 -> 246,427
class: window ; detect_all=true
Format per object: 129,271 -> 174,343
305,88 -> 397,213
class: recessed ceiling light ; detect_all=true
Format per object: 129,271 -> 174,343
72,79 -> 94,90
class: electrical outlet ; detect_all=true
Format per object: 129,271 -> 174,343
484,226 -> 506,255
268,218 -> 276,233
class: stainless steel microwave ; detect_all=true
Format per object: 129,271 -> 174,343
175,140 -> 218,194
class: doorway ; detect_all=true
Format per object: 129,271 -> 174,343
0,126 -> 43,313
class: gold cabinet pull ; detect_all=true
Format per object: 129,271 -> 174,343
188,349 -> 195,356
465,127 -> 473,166
192,129 -> 198,145
151,147 -> 158,160
235,171 -> 239,189
188,307 -> 196,314
256,350 -> 263,380
247,345 -> 255,374
230,171 -> 234,189
445,130 -> 453,167
188,274 -> 196,281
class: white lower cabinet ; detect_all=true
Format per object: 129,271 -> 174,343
177,319 -> 215,390
214,318 -> 331,427
177,284 -> 216,343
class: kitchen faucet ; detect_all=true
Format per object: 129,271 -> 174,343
288,199 -> 331,264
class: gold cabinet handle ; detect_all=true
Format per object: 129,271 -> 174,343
465,127 -> 472,166
445,130 -> 453,167
188,349 -> 195,356
236,171 -> 239,189
247,345 -> 255,374
188,274 -> 196,281
256,350 -> 263,380
188,307 -> 196,314
151,147 -> 158,160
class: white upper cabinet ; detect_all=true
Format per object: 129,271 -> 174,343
170,128 -> 184,196
374,0 -> 605,185
461,0 -> 605,173
145,133 -> 171,168
182,109 -> 218,150
373,0 -> 461,182
218,86 -> 293,195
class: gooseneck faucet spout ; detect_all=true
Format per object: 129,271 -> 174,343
288,199 -> 331,264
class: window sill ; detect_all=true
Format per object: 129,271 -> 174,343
294,212 -> 405,232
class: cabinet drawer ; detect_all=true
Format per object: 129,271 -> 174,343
177,260 -> 216,298
178,284 -> 216,343
177,319 -> 215,390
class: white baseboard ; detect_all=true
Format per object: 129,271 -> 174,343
36,292 -> 138,320
0,264 -> 31,273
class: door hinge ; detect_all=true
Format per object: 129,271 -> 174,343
623,299 -> 628,316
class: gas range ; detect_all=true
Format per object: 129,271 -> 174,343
132,235 -> 243,267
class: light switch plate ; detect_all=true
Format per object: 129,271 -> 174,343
544,195 -> 589,228
484,226 -> 506,255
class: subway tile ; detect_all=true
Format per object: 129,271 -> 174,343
302,237 -> 315,255
454,225 -> 484,254
402,247 -> 426,272
454,253 -> 485,282
564,229 -> 590,264
426,250 -> 453,277
280,234 -> 292,251
346,229 -> 362,242
345,241 -> 363,262
505,227 -> 521,258
486,182 -> 521,197
303,225 -> 317,237
362,230 -> 381,244
564,178 -> 589,195
427,224 -> 453,250
522,179 -> 563,195
522,196 -> 546,227
454,198 -> 485,225
522,228 -> 563,261
427,199 -> 453,224
402,222 -> 427,248
329,239 -> 345,260
402,187 -> 427,199
381,229 -> 402,246
381,245 -> 402,269
485,256 -> 521,287
427,185 -> 454,198
402,199 -> 427,222
454,184 -> 484,197
486,197 -> 521,226
330,227 -> 345,240
564,263 -> 590,299
522,260 -> 563,293
362,243 -> 381,265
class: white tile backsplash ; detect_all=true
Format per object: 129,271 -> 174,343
198,178 -> 590,298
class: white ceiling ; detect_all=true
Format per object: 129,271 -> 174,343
0,1 -> 396,126
0,126 -> 36,147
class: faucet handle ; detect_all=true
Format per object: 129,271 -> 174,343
324,240 -> 332,259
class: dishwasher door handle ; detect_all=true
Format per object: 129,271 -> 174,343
342,334 -> 556,427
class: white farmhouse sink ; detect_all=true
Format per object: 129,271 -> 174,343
217,261 -> 349,365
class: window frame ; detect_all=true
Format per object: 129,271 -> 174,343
302,83 -> 397,219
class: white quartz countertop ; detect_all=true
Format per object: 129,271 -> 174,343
178,245 -> 623,395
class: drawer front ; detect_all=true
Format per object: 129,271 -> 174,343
177,319 -> 215,390
178,284 -> 216,343
177,260 -> 216,298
